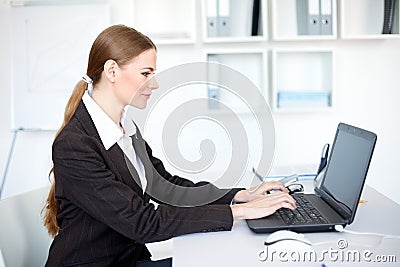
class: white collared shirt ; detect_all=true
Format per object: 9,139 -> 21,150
82,91 -> 147,192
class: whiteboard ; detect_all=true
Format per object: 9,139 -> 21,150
11,2 -> 110,130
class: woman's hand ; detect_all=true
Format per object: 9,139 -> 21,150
233,181 -> 289,203
231,192 -> 296,220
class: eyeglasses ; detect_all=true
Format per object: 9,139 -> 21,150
286,183 -> 304,195
252,167 -> 299,186
252,167 -> 303,194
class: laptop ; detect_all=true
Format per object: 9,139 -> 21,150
246,122 -> 377,233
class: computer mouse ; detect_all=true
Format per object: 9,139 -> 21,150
265,230 -> 312,251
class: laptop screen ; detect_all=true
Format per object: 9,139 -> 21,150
319,123 -> 376,221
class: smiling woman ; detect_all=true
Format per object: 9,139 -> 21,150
42,24 -> 295,267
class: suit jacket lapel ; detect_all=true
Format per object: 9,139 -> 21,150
74,101 -> 144,195
130,124 -> 154,194
106,143 -> 144,194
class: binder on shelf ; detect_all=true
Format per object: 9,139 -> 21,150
251,0 -> 261,36
320,0 -> 332,35
206,0 -> 231,37
382,0 -> 397,34
207,54 -> 220,109
307,0 -> 321,35
296,0 -> 309,35
218,0 -> 231,36
393,1 -> 400,34
206,0 -> 218,37
296,0 -> 332,36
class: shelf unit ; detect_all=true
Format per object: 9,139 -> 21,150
123,0 -> 399,113
132,0 -> 196,44
271,48 -> 333,112
271,0 -> 337,41
339,0 -> 400,39
201,0 -> 268,43
203,49 -> 268,113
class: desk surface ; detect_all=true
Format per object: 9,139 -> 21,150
173,181 -> 400,266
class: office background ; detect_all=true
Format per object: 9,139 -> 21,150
0,0 -> 399,207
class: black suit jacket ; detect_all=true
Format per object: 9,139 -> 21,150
45,102 -> 242,267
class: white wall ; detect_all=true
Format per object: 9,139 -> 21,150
0,0 -> 13,198
0,1 -> 399,205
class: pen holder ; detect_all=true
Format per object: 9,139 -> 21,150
314,166 -> 326,189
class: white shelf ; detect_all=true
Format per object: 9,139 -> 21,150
203,36 -> 267,43
202,0 -> 268,43
124,0 -> 400,113
340,0 -> 400,39
271,0 -> 337,41
203,49 -> 268,113
132,0 -> 196,45
271,48 -> 334,112
10,0 -> 107,5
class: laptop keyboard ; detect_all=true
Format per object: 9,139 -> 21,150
275,194 -> 328,225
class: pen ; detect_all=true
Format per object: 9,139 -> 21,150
252,168 -> 271,194
252,167 -> 264,182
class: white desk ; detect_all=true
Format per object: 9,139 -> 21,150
173,181 -> 400,266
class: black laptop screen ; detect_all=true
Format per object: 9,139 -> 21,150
321,125 -> 376,218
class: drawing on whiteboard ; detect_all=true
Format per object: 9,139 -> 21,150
11,3 -> 109,129
26,16 -> 95,93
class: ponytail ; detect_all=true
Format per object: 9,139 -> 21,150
43,81 -> 87,237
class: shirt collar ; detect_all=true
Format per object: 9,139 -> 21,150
82,91 -> 125,150
120,106 -> 137,137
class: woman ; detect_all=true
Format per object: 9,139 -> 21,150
43,25 -> 296,267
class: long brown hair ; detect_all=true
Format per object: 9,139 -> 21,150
43,25 -> 156,237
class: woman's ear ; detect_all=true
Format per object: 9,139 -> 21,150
103,59 -> 118,83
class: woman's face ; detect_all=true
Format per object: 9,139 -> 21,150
114,48 -> 158,109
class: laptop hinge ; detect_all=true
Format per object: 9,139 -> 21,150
315,187 -> 351,221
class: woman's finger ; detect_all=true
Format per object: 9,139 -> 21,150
256,181 -> 288,193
